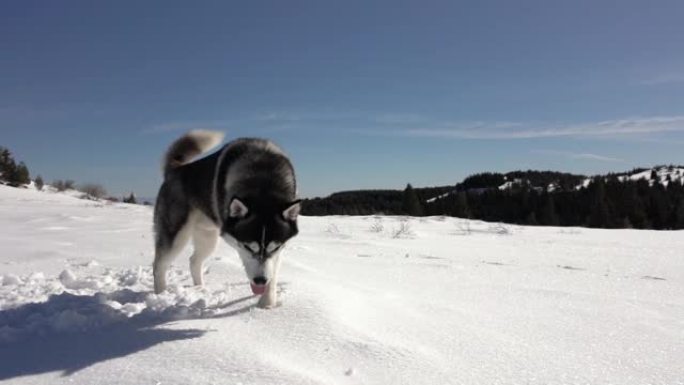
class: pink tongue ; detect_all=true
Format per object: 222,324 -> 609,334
250,283 -> 267,295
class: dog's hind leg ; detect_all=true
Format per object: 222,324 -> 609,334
190,224 -> 219,287
153,223 -> 192,294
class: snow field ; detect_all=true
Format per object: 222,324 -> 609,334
0,185 -> 683,385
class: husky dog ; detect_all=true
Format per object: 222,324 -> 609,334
152,130 -> 300,308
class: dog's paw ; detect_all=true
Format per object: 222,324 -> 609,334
153,282 -> 166,294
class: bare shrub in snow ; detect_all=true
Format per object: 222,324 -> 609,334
53,179 -> 76,192
79,183 -> 108,199
325,222 -> 352,239
325,223 -> 340,234
52,180 -> 63,191
369,218 -> 384,233
454,219 -> 472,235
392,220 -> 415,239
34,175 -> 44,191
488,223 -> 511,235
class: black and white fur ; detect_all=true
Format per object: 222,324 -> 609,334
153,130 -> 300,308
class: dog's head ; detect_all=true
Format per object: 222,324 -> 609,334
221,196 -> 300,293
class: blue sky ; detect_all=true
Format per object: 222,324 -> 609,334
2,0 -> 684,198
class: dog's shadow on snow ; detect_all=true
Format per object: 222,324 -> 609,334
0,287 -> 261,380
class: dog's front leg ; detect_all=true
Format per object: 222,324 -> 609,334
258,253 -> 282,309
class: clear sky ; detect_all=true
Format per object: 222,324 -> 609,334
2,0 -> 684,198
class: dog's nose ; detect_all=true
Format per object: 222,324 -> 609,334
252,276 -> 268,285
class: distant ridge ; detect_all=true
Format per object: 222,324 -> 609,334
302,165 -> 684,230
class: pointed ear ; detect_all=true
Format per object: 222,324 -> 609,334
282,200 -> 302,221
229,197 -> 249,218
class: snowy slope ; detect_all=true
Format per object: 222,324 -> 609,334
423,166 -> 684,203
618,166 -> 684,186
1,185 -> 683,385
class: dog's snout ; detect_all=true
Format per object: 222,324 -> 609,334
252,276 -> 268,285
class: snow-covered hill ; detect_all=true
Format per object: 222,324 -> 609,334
617,165 -> 684,186
1,185 -> 683,385
478,166 -> 684,195
561,166 -> 684,192
571,165 -> 684,192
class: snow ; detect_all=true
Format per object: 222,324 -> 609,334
577,178 -> 592,190
425,191 -> 454,203
1,184 -> 683,385
498,180 -> 517,190
618,166 -> 684,187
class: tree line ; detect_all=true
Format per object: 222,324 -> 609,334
301,169 -> 684,230
1,146 -> 141,203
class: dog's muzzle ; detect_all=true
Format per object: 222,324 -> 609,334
250,276 -> 268,295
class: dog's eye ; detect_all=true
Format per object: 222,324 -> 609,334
242,242 -> 260,253
266,242 -> 282,253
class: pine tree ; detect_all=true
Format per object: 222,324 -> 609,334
401,184 -> 423,216
649,184 -> 670,229
674,199 -> 684,229
123,192 -> 137,204
588,179 -> 610,228
0,147 -> 11,168
0,147 -> 16,183
0,148 -> 30,186
540,194 -> 559,226
452,191 -> 470,218
12,162 -> 30,186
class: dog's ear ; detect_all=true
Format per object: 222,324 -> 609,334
282,200 -> 301,221
229,197 -> 249,218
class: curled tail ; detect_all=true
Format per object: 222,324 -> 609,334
162,130 -> 225,175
